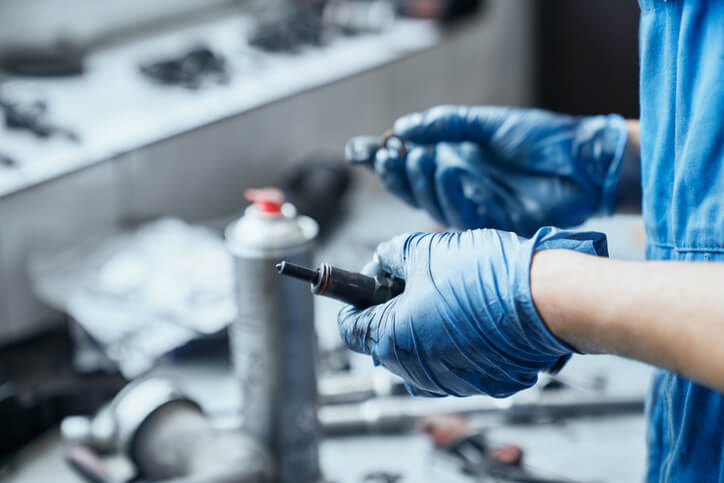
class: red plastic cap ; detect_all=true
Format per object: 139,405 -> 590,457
245,188 -> 285,213
419,415 -> 473,448
492,445 -> 523,466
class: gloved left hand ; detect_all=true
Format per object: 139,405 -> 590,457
370,106 -> 628,237
337,227 -> 608,398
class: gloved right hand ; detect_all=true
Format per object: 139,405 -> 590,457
372,106 -> 628,237
337,227 -> 608,398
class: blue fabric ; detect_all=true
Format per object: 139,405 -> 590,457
337,227 -> 608,398
639,0 -> 724,481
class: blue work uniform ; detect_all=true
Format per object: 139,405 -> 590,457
638,0 -> 724,480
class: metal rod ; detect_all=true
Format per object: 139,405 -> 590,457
319,393 -> 645,436
276,261 -> 320,284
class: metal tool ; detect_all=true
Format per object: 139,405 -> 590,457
248,5 -> 325,53
345,130 -> 407,166
0,97 -> 79,141
61,378 -> 272,483
319,371 -> 408,406
139,46 -> 228,90
0,47 -> 85,77
422,415 -> 576,483
276,260 -> 404,308
0,153 -> 16,167
323,1 -> 397,34
319,392 -> 644,436
225,188 -> 320,483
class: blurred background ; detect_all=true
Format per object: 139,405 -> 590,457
0,1 -> 647,482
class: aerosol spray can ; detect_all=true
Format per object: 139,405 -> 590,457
226,188 -> 320,483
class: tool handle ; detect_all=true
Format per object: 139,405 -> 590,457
370,275 -> 405,306
314,264 -> 405,308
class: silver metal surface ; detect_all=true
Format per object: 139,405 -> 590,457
61,377 -> 273,483
227,198 -> 320,483
133,400 -> 273,483
323,1 -> 396,34
111,378 -> 200,456
319,392 -> 645,436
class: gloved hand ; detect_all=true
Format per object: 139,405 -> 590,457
373,106 -> 628,237
337,227 -> 608,398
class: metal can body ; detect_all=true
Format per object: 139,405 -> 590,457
226,199 -> 320,483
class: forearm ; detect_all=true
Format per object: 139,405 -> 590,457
612,120 -> 642,214
531,249 -> 724,392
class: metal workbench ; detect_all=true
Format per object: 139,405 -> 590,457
2,187 -> 653,483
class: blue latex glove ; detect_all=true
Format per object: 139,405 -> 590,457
373,106 -> 628,237
337,227 -> 608,398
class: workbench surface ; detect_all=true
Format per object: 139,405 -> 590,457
1,188 -> 653,483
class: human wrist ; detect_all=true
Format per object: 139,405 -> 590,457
530,249 -> 570,342
515,228 -> 608,354
530,248 -> 609,355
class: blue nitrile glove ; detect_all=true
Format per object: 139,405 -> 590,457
373,106 -> 628,237
337,227 -> 608,398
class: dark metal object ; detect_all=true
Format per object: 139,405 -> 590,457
139,46 -> 228,90
276,261 -> 405,308
362,471 -> 403,483
281,160 -> 351,240
277,260 -> 319,282
249,6 -> 325,53
0,98 -> 79,141
0,327 -> 125,462
0,48 -> 85,77
0,153 -> 16,167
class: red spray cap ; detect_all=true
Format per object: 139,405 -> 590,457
244,188 -> 285,214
